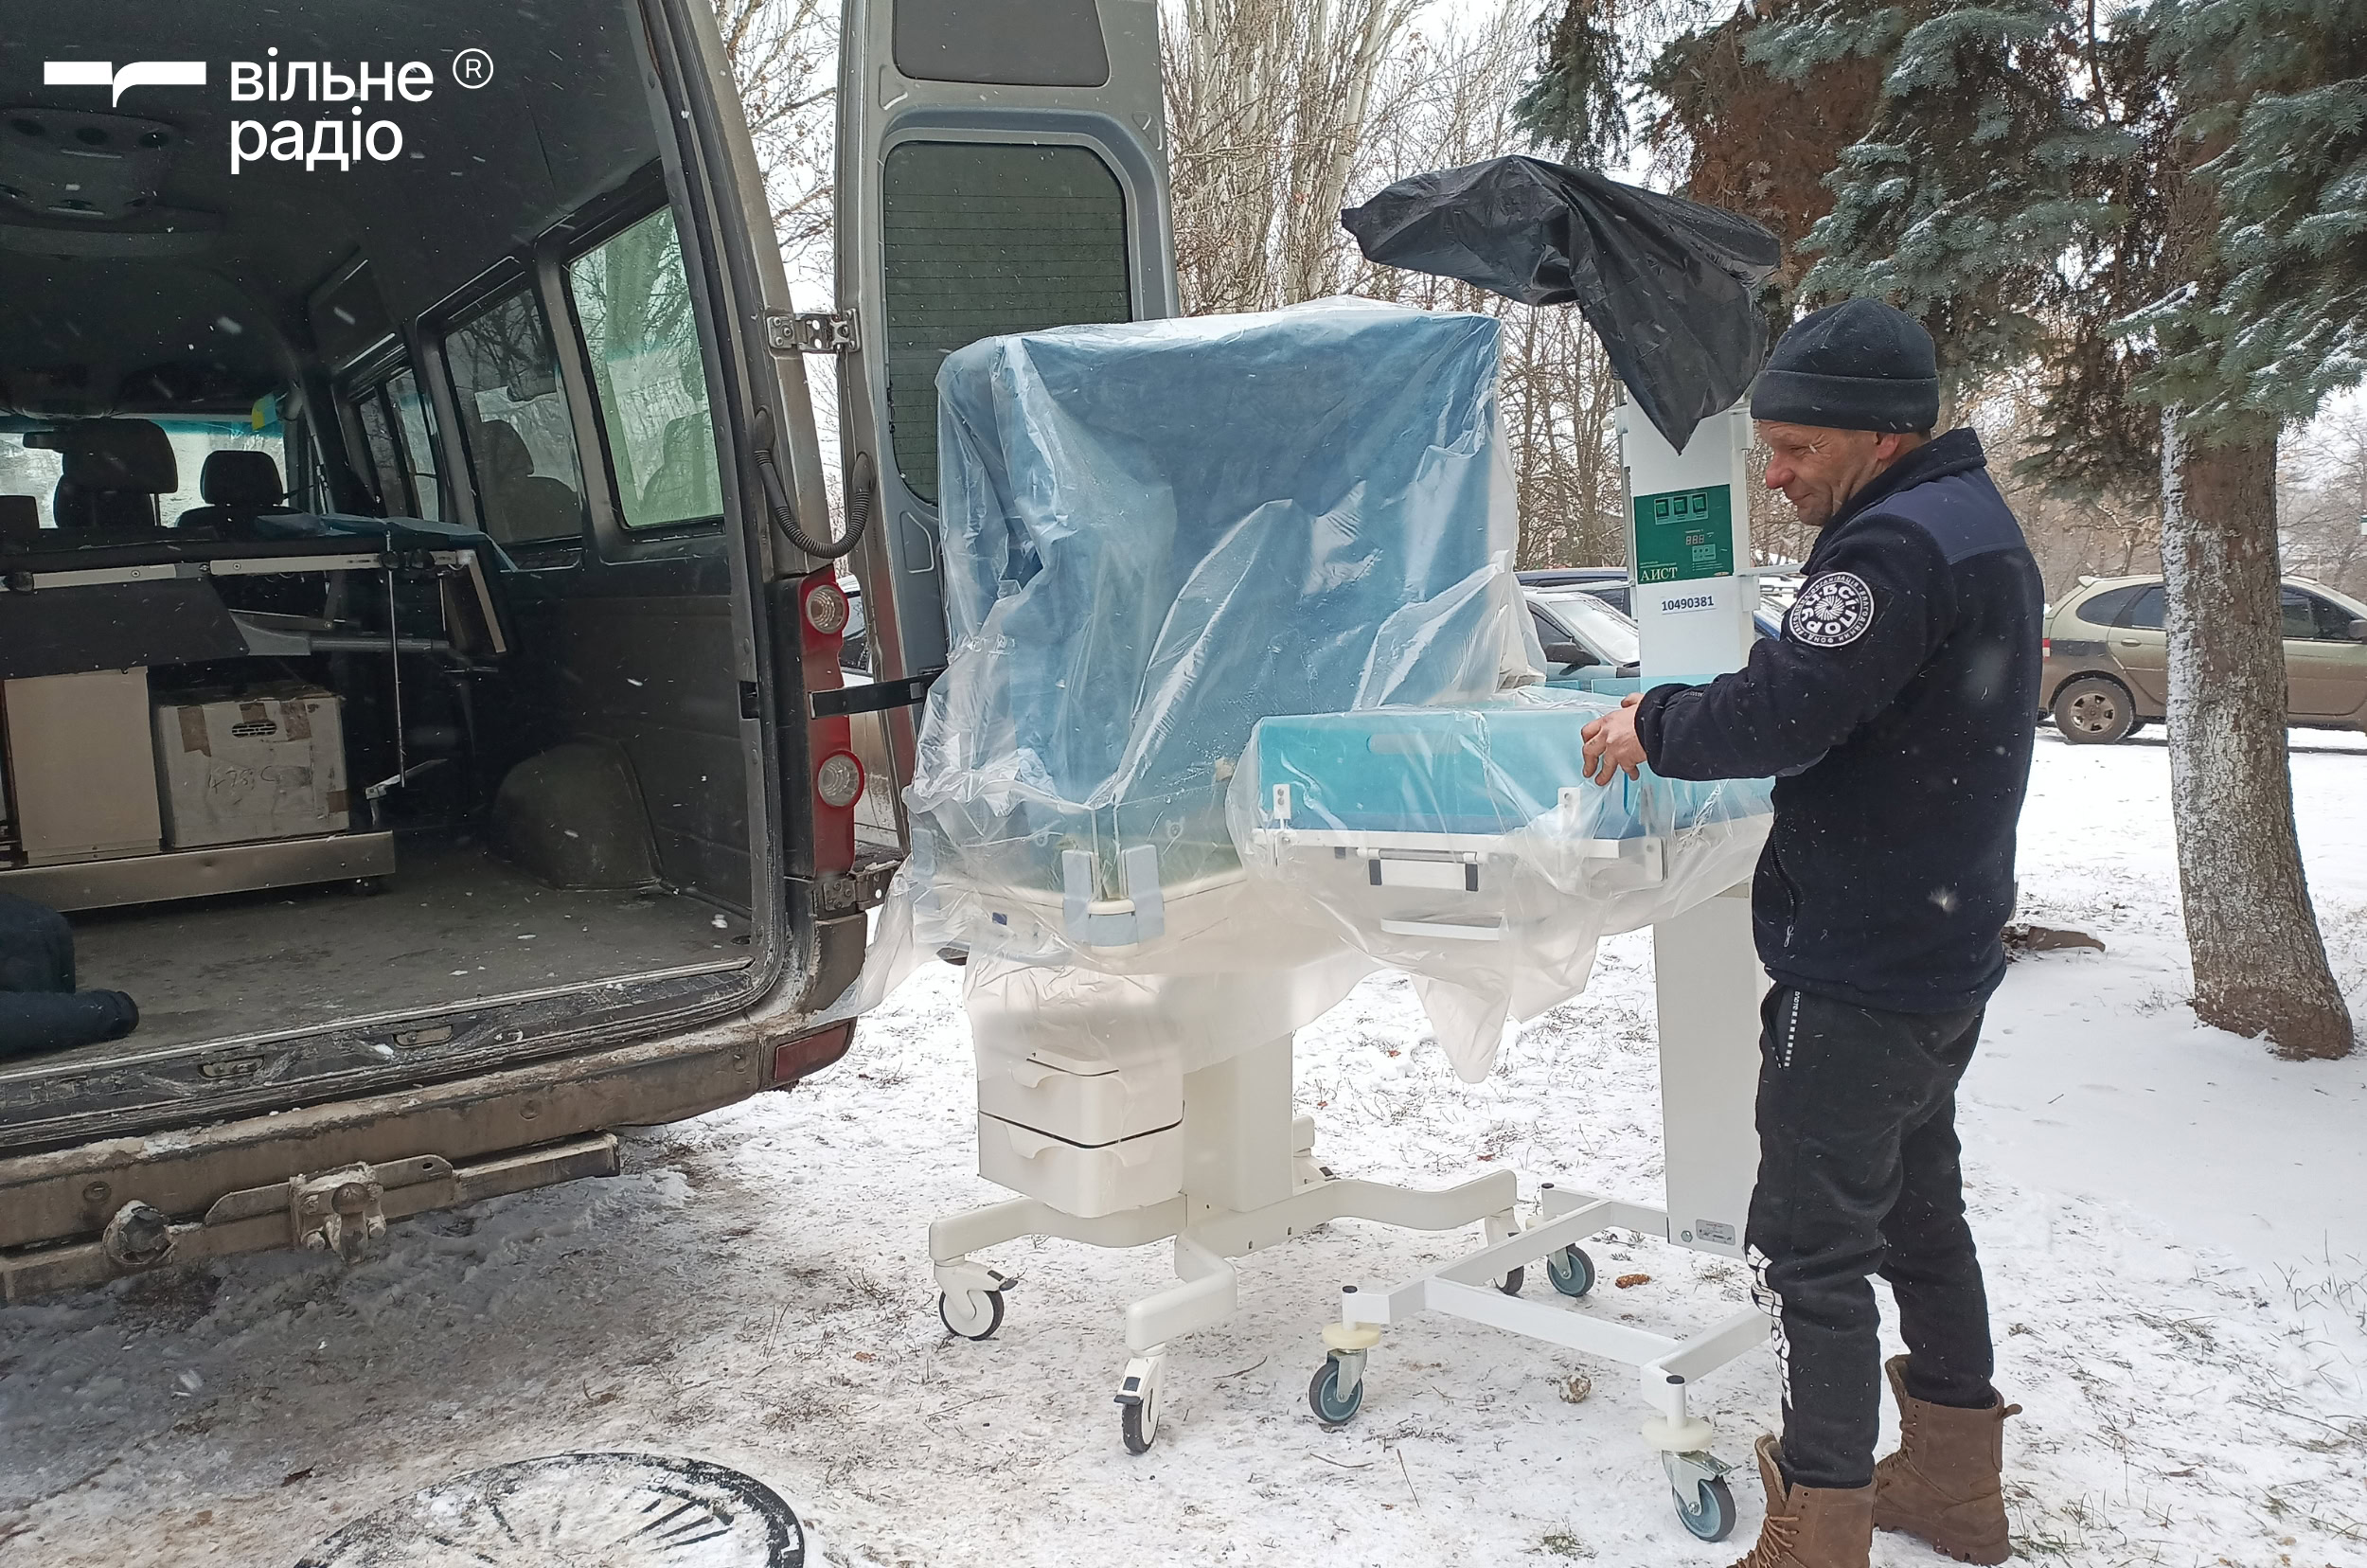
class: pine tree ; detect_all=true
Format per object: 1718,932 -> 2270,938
2110,0 -> 2364,1059
2133,0 -> 2367,430
1748,0 -> 2130,423
1513,0 -> 1641,164
1643,6 -> 1886,318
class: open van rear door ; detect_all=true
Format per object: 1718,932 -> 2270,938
831,0 -> 1178,820
642,0 -> 869,1007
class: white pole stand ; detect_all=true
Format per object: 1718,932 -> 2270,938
927,1034 -> 1519,1454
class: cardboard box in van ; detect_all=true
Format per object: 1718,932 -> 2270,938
151,684 -> 351,848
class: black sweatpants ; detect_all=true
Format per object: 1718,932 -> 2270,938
1748,984 -> 1998,1490
0,894 -> 138,1060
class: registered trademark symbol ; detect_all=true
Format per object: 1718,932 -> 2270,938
453,48 -> 493,89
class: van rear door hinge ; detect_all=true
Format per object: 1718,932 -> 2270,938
768,310 -> 857,354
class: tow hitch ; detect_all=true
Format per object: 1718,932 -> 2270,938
291,1164 -> 391,1260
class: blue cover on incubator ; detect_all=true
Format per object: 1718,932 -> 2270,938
1248,695 -> 1771,840
907,299 -> 1528,911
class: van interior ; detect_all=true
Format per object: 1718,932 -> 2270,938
0,4 -> 811,1146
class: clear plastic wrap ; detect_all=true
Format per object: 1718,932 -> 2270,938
858,299 -> 1538,1064
857,298 -> 1768,1089
1227,685 -> 1772,1080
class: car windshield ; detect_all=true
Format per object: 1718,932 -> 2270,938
1533,590 -> 1642,667
1,415 -> 286,529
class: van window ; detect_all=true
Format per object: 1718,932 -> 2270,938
567,206 -> 722,530
353,391 -> 406,513
892,0 -> 1111,86
347,372 -> 441,520
443,287 -> 588,544
389,368 -> 444,521
880,142 -> 1130,501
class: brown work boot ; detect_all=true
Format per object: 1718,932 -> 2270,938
1730,1434 -> 1873,1568
1873,1354 -> 2021,1563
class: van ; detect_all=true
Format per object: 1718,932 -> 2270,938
0,0 -> 1173,1298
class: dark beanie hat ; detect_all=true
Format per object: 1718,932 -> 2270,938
1749,299 -> 1939,434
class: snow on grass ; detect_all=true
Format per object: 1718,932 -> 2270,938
2,734 -> 2363,1566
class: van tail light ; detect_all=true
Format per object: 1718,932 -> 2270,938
770,1020 -> 856,1087
814,750 -> 864,809
797,566 -> 857,874
2041,637 -> 2051,657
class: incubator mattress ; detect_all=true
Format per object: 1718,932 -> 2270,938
1226,688 -> 1772,1079
1245,704 -> 1766,844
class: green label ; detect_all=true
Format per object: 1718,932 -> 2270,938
1632,486 -> 1735,584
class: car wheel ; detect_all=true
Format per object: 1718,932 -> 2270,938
2053,676 -> 2135,743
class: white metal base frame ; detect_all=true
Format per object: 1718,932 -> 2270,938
930,1034 -> 1519,1452
1324,1181 -> 1769,1543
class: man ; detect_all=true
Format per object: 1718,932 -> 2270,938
1581,299 -> 2039,1568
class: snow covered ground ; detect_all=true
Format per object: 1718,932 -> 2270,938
4,732 -> 2364,1567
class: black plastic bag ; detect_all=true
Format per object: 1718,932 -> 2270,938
1342,155 -> 1781,453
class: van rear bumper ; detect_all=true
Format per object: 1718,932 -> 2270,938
0,1014 -> 853,1302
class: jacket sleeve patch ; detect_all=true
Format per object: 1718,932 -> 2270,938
1788,571 -> 1877,648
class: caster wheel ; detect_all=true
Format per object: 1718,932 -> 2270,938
1307,1354 -> 1364,1425
1498,1265 -> 1526,1296
1674,1475 -> 1736,1542
937,1289 -> 1005,1341
1119,1369 -> 1163,1453
1546,1244 -> 1595,1298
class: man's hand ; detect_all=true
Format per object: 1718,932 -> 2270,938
1579,692 -> 1647,785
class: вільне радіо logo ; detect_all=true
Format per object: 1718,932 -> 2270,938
44,61 -> 207,105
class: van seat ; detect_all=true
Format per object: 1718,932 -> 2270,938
177,450 -> 290,537
45,419 -> 176,530
0,495 -> 38,546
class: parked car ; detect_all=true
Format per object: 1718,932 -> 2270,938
2043,574 -> 2367,742
1526,585 -> 1642,686
1519,566 -> 1630,615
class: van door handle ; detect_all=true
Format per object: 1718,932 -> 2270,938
2115,636 -> 2141,646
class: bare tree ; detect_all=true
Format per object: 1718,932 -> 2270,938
1166,1 -> 1631,566
1165,0 -> 1422,312
2281,408 -> 2367,601
714,0 -> 839,268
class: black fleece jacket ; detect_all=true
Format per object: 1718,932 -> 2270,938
1635,429 -> 2043,1013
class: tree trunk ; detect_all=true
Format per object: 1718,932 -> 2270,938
2160,413 -> 2355,1059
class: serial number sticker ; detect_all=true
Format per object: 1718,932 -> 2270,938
1660,593 -> 1717,615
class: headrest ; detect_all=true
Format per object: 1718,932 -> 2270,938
46,419 -> 177,493
0,495 -> 37,532
200,449 -> 286,507
477,420 -> 535,483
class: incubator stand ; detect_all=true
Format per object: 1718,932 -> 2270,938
1308,403 -> 1775,1543
896,301 -> 1545,1455
930,1007 -> 1522,1455
893,303 -> 1779,1537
